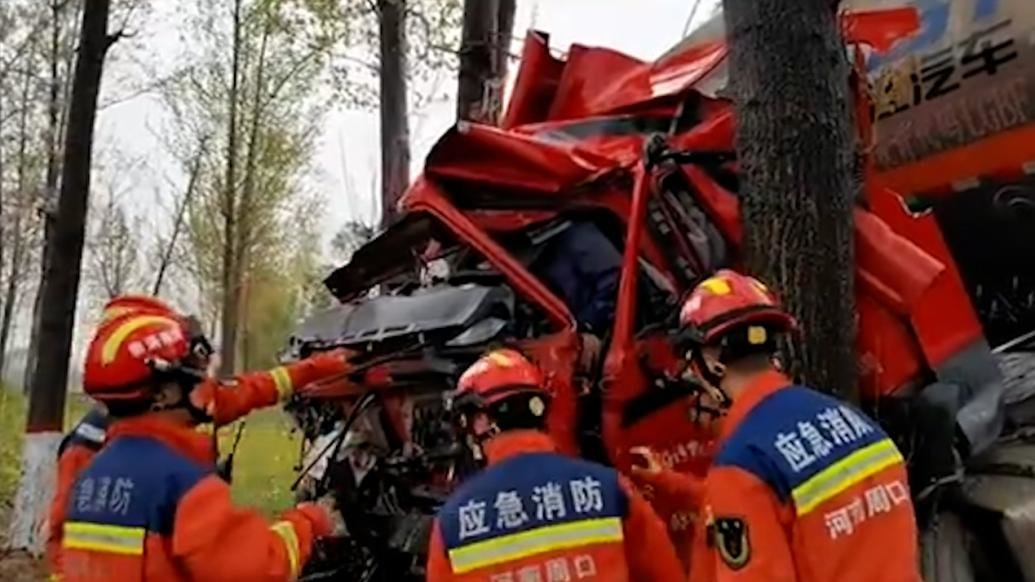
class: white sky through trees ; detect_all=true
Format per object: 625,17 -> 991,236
99,0 -> 719,241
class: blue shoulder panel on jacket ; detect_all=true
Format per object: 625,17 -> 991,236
439,452 -> 626,550
58,407 -> 111,456
714,386 -> 888,502
66,436 -> 210,535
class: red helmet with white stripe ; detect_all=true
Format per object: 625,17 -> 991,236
83,296 -> 211,403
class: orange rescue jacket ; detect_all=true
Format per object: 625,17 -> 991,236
690,371 -> 922,582
47,352 -> 349,576
426,431 -> 684,582
59,415 -> 330,581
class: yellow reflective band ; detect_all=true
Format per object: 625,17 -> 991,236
271,520 -> 300,578
100,315 -> 179,365
270,366 -> 294,401
63,521 -> 145,556
448,517 -> 623,574
792,438 -> 903,516
699,277 -> 732,295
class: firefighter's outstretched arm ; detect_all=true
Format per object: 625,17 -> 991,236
699,466 -> 797,582
195,350 -> 352,425
171,474 -> 331,581
618,476 -> 686,581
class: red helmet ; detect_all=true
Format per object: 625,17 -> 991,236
679,269 -> 798,347
83,310 -> 197,402
455,349 -> 547,408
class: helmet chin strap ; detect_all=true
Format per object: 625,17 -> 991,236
689,350 -> 733,410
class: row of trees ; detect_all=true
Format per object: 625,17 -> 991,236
3,0 -> 515,552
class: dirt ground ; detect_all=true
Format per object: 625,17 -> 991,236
0,551 -> 45,582
0,508 -> 47,582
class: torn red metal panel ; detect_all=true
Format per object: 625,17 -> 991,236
422,123 -> 620,195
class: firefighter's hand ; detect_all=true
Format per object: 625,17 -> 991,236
628,446 -> 664,501
629,446 -> 664,475
315,494 -> 347,537
188,381 -> 218,420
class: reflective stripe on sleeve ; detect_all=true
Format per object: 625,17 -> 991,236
447,516 -> 623,574
270,367 -> 294,401
63,521 -> 145,556
270,520 -> 301,578
792,438 -> 903,516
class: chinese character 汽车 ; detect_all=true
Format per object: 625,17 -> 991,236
960,20 -> 1018,79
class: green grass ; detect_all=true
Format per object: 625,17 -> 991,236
0,391 -> 26,505
218,408 -> 303,516
0,391 -> 302,516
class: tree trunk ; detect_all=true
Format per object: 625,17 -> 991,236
457,0 -> 495,122
218,0 -> 244,377
9,0 -> 112,553
722,0 -> 858,399
25,0 -> 71,393
233,14 -> 271,378
495,0 -> 516,80
456,0 -> 514,125
377,0 -> 410,228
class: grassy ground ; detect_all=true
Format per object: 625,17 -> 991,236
218,408 -> 302,515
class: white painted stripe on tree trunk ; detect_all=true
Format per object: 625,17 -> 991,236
6,431 -> 61,555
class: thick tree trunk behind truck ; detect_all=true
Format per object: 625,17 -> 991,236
457,0 -> 516,124
8,0 -> 112,553
722,0 -> 859,399
378,0 -> 410,228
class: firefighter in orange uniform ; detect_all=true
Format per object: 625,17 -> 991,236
670,270 -> 921,582
55,296 -> 348,581
426,349 -> 684,582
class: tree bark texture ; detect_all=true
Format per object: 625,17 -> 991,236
26,0 -> 73,392
722,0 -> 858,399
456,0 -> 515,124
378,0 -> 410,228
219,0 -> 244,377
25,0 -> 111,431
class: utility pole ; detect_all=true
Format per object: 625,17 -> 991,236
721,0 -> 858,399
8,0 -> 114,553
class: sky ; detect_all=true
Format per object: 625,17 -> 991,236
95,0 -> 723,239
